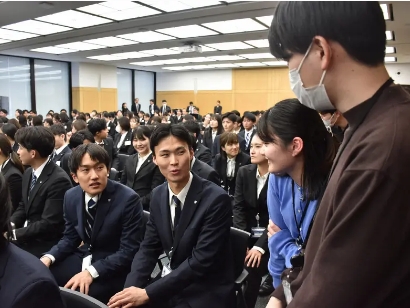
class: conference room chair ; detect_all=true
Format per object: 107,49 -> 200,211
117,153 -> 129,178
109,168 -> 119,181
59,287 -> 108,308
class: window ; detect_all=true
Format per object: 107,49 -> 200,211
117,68 -> 132,110
134,70 -> 154,113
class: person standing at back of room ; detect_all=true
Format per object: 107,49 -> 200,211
266,2 -> 410,308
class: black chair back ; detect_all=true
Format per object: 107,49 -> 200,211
230,227 -> 250,279
59,287 -> 108,308
142,210 -> 150,237
117,154 -> 129,172
109,169 -> 119,181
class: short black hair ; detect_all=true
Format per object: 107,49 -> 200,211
1,123 -> 17,140
69,130 -> 95,149
32,116 -> 43,126
0,109 -> 8,115
60,109 -> 67,113
72,109 -> 78,114
60,112 -> 69,123
243,112 -> 257,123
182,120 -> 200,137
133,125 -> 152,141
88,119 -> 107,136
103,111 -> 109,118
183,114 -> 194,121
30,110 -> 37,114
0,116 -> 8,124
231,110 -> 240,117
118,117 -> 131,131
222,112 -> 237,123
69,143 -> 110,174
269,1 -> 386,65
150,124 -> 193,155
50,124 -> 66,136
162,99 -> 167,103
15,126 -> 55,158
44,118 -> 54,126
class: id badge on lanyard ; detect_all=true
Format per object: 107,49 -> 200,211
251,213 -> 265,238
161,248 -> 174,277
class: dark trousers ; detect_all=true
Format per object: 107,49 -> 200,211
13,238 -> 58,258
244,249 -> 269,308
50,253 -> 126,304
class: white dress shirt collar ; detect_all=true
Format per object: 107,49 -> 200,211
190,156 -> 196,170
33,159 -> 49,179
256,168 -> 269,198
0,159 -> 10,172
55,143 -> 68,156
168,172 -> 193,210
85,193 -> 100,205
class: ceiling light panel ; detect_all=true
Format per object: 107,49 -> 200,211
36,10 -> 112,29
384,56 -> 396,62
0,29 -> 38,41
200,45 -> 217,52
111,52 -> 152,59
137,0 -> 221,12
380,4 -> 391,20
87,55 -> 125,61
202,18 -> 267,34
3,20 -> 72,35
83,36 -> 138,47
78,1 -> 161,21
237,62 -> 267,67
0,39 -> 11,44
209,55 -> 245,61
180,57 -> 216,63
205,41 -> 253,50
55,42 -> 104,51
139,48 -> 180,56
160,59 -> 192,64
191,65 -> 217,70
162,67 -> 189,71
245,39 -> 269,48
256,15 -> 273,27
239,53 -> 274,59
31,46 -> 76,54
157,25 -> 218,38
263,61 -> 288,66
118,31 -> 175,43
130,60 -> 166,66
212,63 -> 240,68
386,46 -> 396,54
386,30 -> 394,41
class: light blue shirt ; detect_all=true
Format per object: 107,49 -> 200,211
267,174 -> 318,288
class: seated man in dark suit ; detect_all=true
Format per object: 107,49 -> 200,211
41,144 -> 144,304
237,112 -> 256,155
1,123 -> 19,152
212,112 -> 246,159
50,124 -> 72,167
108,124 -> 235,308
10,126 -> 73,257
88,118 -> 119,170
233,133 -> 272,308
0,173 -> 65,308
182,120 -> 212,166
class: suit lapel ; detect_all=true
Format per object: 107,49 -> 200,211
249,166 -> 258,207
221,158 -> 228,184
235,153 -> 245,177
136,153 -> 153,175
91,181 -> 115,244
158,185 -> 173,247
27,162 -> 53,211
22,169 -> 30,206
76,191 -> 86,240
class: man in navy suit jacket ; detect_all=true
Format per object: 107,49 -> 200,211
41,144 -> 144,304
0,173 -> 65,308
109,124 -> 235,308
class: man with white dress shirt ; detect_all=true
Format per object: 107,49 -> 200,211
50,124 -> 72,167
238,112 -> 257,155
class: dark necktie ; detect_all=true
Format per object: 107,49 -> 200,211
172,195 -> 182,228
30,173 -> 37,192
85,199 -> 97,241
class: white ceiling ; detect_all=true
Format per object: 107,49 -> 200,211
0,1 -> 407,73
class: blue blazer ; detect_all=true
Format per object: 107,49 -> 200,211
125,173 -> 235,308
47,179 -> 144,279
0,242 -> 65,308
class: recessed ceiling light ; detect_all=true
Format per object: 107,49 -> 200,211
137,0 -> 221,12
212,63 -> 240,68
199,45 -> 217,52
386,30 -> 394,41
191,65 -> 217,69
386,46 -> 396,54
162,66 -> 189,71
139,48 -> 180,56
205,41 -> 253,50
87,55 -> 125,61
245,39 -> 269,48
380,4 -> 391,20
180,57 -> 216,63
160,59 -> 192,64
157,25 -> 218,38
118,31 -> 175,43
55,42 -> 105,51
237,62 -> 267,67
209,55 -> 245,61
78,1 -> 161,21
202,18 -> 267,34
0,39 -> 11,44
84,36 -> 138,47
111,51 -> 153,59
36,10 -> 112,29
130,60 -> 166,66
3,20 -> 72,35
0,28 -> 38,41
31,46 -> 76,54
238,53 -> 274,59
263,61 -> 288,66
384,56 -> 396,62
256,15 -> 273,27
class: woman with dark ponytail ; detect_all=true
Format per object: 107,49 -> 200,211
0,133 -> 24,212
257,98 -> 336,289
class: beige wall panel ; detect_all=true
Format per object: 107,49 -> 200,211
157,91 -> 195,110
100,88 -> 117,112
195,90 -> 233,114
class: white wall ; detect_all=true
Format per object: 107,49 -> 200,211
117,68 -> 132,110
135,70 -> 155,113
156,69 -> 232,91
77,63 -> 117,88
386,63 -> 410,85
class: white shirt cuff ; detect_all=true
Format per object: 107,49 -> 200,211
252,246 -> 265,255
42,254 -> 56,264
86,265 -> 99,279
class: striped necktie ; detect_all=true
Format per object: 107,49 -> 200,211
245,131 -> 251,148
30,173 -> 37,192
85,199 -> 97,241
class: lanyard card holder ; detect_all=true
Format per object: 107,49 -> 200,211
251,213 -> 265,238
162,247 -> 174,277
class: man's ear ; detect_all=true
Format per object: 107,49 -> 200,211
152,155 -> 158,166
71,172 -> 79,184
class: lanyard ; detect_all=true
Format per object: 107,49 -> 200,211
291,181 -> 311,246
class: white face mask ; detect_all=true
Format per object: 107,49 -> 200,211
115,125 -> 122,133
322,119 -> 332,127
289,43 -> 334,111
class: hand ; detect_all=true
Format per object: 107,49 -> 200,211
108,287 -> 149,308
40,256 -> 52,268
245,248 -> 262,268
266,296 -> 283,308
64,270 -> 93,295
267,220 -> 281,238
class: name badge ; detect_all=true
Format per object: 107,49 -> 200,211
108,126 -> 111,130
56,161 -> 61,166
82,255 -> 92,271
251,227 -> 265,238
161,263 -> 172,277
125,140 -> 131,146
